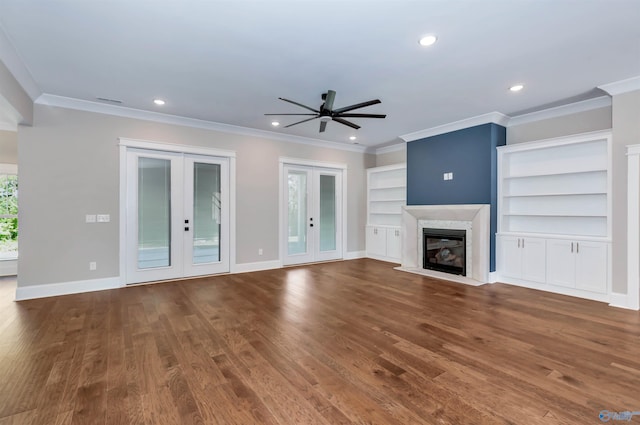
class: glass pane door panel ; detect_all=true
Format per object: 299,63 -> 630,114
193,162 -> 221,264
138,157 -> 171,269
319,174 -> 336,252
288,170 -> 307,255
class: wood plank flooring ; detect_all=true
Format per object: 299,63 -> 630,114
1,259 -> 639,424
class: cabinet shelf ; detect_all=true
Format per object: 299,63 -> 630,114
503,191 -> 607,198
503,168 -> 607,179
370,184 -> 405,190
503,213 -> 607,218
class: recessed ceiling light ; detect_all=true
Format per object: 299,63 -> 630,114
349,136 -> 357,141
419,35 -> 437,47
271,121 -> 280,127
509,84 -> 524,92
153,99 -> 165,105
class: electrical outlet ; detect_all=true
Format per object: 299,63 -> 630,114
89,261 -> 97,271
258,248 -> 263,256
86,214 -> 96,223
97,214 -> 110,223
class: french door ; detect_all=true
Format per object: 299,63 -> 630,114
125,149 -> 229,284
283,164 -> 343,265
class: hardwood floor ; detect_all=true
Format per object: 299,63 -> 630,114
1,259 -> 639,424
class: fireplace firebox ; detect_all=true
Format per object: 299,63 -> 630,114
423,228 -> 466,276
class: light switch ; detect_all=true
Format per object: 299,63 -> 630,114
97,214 -> 110,223
86,214 -> 96,223
448,172 -> 454,180
443,173 -> 448,181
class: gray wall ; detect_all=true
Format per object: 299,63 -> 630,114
0,129 -> 17,163
506,107 -> 612,144
375,146 -> 406,167
0,60 -> 33,126
611,90 -> 640,295
17,104 -> 374,286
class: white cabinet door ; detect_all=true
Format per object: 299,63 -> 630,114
366,226 -> 387,257
546,239 -> 576,288
575,241 -> 608,293
386,228 -> 402,261
521,238 -> 546,283
499,236 -> 522,279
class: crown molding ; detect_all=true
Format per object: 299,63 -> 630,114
35,94 -> 368,153
598,75 -> 640,96
507,95 -> 612,127
375,142 -> 406,154
0,25 -> 41,100
400,112 -> 510,143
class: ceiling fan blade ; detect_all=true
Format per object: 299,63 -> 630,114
322,90 -> 336,112
278,97 -> 319,113
333,99 -> 381,114
284,116 -> 319,128
336,113 -> 386,118
264,113 -> 318,116
319,120 -> 328,133
332,117 -> 361,130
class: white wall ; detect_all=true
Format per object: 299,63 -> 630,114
17,104 -> 374,287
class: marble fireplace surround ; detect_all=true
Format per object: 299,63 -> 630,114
396,204 -> 491,286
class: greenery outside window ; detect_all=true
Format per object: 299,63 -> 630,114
0,167 -> 18,261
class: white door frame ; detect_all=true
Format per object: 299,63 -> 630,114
119,138 -> 236,286
279,157 -> 347,266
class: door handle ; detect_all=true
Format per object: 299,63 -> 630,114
576,242 -> 579,253
184,227 -> 190,231
309,223 -> 314,227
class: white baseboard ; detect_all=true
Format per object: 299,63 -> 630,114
15,276 -> 121,301
0,260 -> 17,277
488,271 -> 498,283
609,292 -> 639,310
233,260 -> 282,274
345,250 -> 366,260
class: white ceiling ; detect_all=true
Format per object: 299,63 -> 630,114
0,0 -> 639,148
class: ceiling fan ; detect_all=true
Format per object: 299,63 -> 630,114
265,90 -> 386,133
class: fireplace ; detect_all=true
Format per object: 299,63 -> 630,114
423,228 -> 466,276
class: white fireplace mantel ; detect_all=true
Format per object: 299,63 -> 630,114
397,204 -> 491,285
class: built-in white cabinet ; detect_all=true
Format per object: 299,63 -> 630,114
497,130 -> 611,302
499,236 -> 546,283
546,239 -> 608,293
366,164 -> 406,263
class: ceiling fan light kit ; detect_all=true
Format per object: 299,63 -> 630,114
265,89 -> 386,133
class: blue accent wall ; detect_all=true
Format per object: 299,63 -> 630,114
407,123 -> 506,271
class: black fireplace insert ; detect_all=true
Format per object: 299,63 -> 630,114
423,228 -> 466,276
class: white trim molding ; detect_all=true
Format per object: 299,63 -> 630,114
400,112 -> 510,143
507,96 -> 612,127
598,75 -> 640,96
118,137 -> 237,158
233,260 -> 282,274
344,250 -> 366,260
15,276 -> 121,301
375,142 -> 406,155
37,94 -> 368,153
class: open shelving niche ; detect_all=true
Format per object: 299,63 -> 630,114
498,132 -> 611,240
366,163 -> 406,262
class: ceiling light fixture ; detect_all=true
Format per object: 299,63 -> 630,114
509,84 -> 524,92
271,121 -> 280,127
153,99 -> 166,105
419,35 -> 437,47
349,136 -> 357,141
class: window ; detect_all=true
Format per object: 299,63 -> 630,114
0,165 -> 18,261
